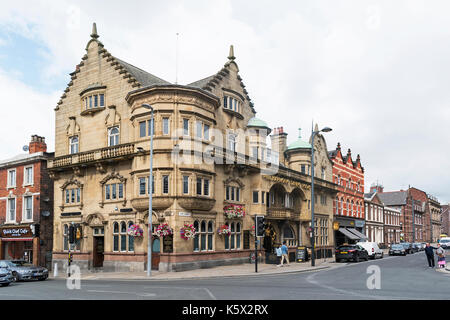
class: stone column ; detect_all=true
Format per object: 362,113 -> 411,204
33,237 -> 40,266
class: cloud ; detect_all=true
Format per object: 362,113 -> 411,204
0,0 -> 449,203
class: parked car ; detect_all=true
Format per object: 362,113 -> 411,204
389,244 -> 407,256
335,245 -> 369,262
411,243 -> 421,253
0,266 -> 13,287
439,238 -> 450,249
0,260 -> 48,281
400,242 -> 413,254
356,242 -> 383,259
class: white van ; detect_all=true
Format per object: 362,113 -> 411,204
356,242 -> 383,259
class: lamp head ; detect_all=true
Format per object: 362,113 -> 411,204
137,147 -> 145,153
321,127 -> 332,133
142,103 -> 153,111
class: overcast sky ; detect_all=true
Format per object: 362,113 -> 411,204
0,0 -> 449,204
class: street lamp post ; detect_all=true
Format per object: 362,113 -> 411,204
142,103 -> 154,277
310,126 -> 332,267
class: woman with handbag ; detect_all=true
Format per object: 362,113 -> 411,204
436,244 -> 446,269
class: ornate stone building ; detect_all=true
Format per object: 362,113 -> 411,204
427,194 -> 441,242
49,24 -> 338,272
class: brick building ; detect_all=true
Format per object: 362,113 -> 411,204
0,135 -> 54,268
378,187 -> 431,243
364,190 -> 384,245
329,143 -> 366,246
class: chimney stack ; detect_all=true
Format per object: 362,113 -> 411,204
29,135 -> 47,154
271,126 -> 287,165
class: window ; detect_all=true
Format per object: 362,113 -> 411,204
83,93 -> 105,110
162,175 -> 169,194
120,222 -> 127,252
24,196 -> 33,221
321,167 -> 325,179
193,220 -> 214,252
128,221 -> 134,252
69,136 -> 79,154
139,177 -> 146,195
139,121 -> 146,138
163,118 -> 170,135
228,134 -> 236,152
196,178 -> 202,195
24,166 -> 33,185
226,186 -> 241,202
223,95 -> 241,113
204,124 -> 210,140
225,222 -> 241,250
262,191 -> 266,204
253,191 -> 259,203
7,198 -> 16,222
183,119 -> 189,136
301,164 -> 306,174
112,221 -> 134,252
203,179 -> 210,196
196,121 -> 202,139
105,183 -> 124,200
113,222 -> 119,252
65,188 -> 81,204
252,147 -> 258,160
7,169 -> 16,188
108,127 -> 119,146
183,176 -> 189,194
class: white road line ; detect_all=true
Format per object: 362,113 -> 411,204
87,289 -> 156,297
203,288 -> 217,300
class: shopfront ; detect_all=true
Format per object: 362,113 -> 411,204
0,225 -> 39,265
334,217 -> 367,247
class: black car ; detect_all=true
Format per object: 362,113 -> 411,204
400,242 -> 413,254
411,243 -> 421,253
389,244 -> 407,256
335,245 -> 369,262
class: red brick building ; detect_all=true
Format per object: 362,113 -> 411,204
0,135 -> 54,268
328,143 -> 366,246
442,204 -> 449,236
378,186 -> 431,243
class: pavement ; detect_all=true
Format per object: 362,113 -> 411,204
50,257 -> 337,281
50,248 -> 450,281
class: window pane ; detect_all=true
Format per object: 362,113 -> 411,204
121,222 -> 126,233
201,234 -> 206,251
197,178 -> 202,195
120,235 -> 126,251
203,179 -> 209,196
208,234 -> 213,250
139,178 -> 146,195
183,176 -> 189,194
196,121 -> 202,138
223,96 -> 227,108
208,221 -> 213,233
105,185 -> 110,200
201,221 -> 206,232
113,235 -> 119,251
89,96 -> 92,108
183,119 -> 189,135
163,118 -> 169,135
139,121 -> 146,137
71,189 -> 75,203
76,188 -> 80,202
253,191 -> 259,203
112,184 -> 117,199
100,94 -> 104,107
65,190 -> 70,203
236,188 -> 240,202
119,183 -> 123,199
163,175 -> 169,194
204,124 -> 209,140
236,234 -> 240,249
148,119 -> 154,136
113,222 -> 119,233
231,234 -> 235,249
94,95 -> 98,107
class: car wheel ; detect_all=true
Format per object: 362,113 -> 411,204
380,253 -> 384,259
38,276 -> 47,281
335,259 -> 341,263
365,255 -> 369,261
355,255 -> 360,263
11,272 -> 18,282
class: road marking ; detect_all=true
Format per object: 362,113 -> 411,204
87,289 -> 156,297
203,287 -> 217,300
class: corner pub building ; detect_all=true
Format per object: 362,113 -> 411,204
50,24 -> 338,273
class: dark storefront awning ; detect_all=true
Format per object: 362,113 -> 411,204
338,228 -> 359,240
347,228 -> 367,240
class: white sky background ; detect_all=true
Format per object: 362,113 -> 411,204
0,0 -> 449,203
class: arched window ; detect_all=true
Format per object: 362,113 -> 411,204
346,199 -> 350,215
128,221 -> 134,252
120,222 -> 127,252
335,197 -> 339,215
351,201 -> 354,216
193,221 -> 200,252
108,126 -> 120,146
282,225 -> 294,239
113,222 -> 119,252
69,136 -> 79,154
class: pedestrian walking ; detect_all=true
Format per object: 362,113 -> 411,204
424,243 -> 437,268
436,244 -> 446,269
276,245 -> 282,266
279,241 -> 290,267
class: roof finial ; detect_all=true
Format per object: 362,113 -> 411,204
91,22 -> 99,39
228,45 -> 235,61
298,128 -> 302,139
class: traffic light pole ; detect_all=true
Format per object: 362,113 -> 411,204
255,237 -> 258,273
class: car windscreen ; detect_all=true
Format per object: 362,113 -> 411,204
391,245 -> 403,249
440,239 -> 450,244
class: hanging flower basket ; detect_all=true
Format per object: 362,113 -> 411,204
127,224 -> 144,237
217,224 -> 231,235
180,223 -> 197,240
155,223 -> 173,237
224,204 -> 245,219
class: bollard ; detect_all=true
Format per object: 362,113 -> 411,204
53,263 -> 58,277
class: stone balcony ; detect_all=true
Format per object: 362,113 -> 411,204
267,207 -> 294,220
48,143 -> 135,169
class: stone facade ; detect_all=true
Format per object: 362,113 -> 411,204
427,194 -> 441,242
49,24 -> 338,273
364,192 -> 384,245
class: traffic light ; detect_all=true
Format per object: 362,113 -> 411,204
255,216 -> 265,237
69,225 -> 76,244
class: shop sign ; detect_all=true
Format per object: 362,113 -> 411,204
0,226 -> 33,238
178,212 -> 191,217
333,221 -> 340,231
355,220 -> 365,228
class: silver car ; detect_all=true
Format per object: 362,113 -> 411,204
0,267 -> 13,287
0,260 -> 48,281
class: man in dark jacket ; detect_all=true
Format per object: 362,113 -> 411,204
424,243 -> 437,268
